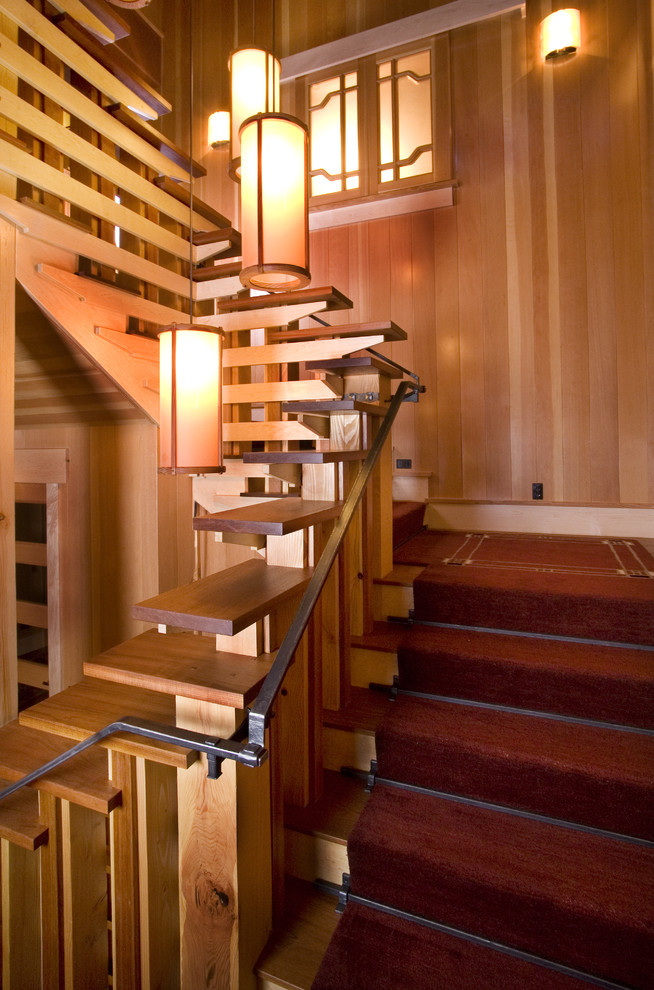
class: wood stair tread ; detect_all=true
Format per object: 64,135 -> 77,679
323,687 -> 392,735
216,286 -> 353,314
0,779 -> 48,850
192,260 -> 242,282
131,559 -> 313,635
350,620 -> 410,655
270,321 -> 407,343
0,720 -> 120,814
305,355 -> 403,378
282,399 -> 385,416
106,104 -> 206,177
19,678 -> 197,768
285,770 -> 369,845
256,878 -> 340,990
153,175 -> 231,228
243,450 -> 365,465
84,628 -> 274,707
192,498 -> 343,536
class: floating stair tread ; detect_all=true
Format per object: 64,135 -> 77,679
323,687 -> 392,736
375,565 -> 425,586
132,559 -> 313,635
193,226 -> 240,248
84,628 -> 274,708
217,286 -> 353,314
396,626 -> 654,729
243,450 -> 365,465
106,104 -> 206,177
348,784 -> 654,989
0,779 -> 48,850
351,620 -> 409,655
282,399 -> 385,416
256,878 -> 340,990
376,695 -> 654,840
192,499 -> 343,536
192,260 -> 242,282
79,0 -> 130,40
312,900 -> 594,990
270,321 -> 406,343
152,175 -> 231,228
19,678 -> 197,768
0,720 -> 120,815
285,770 -> 369,845
53,13 -> 172,117
305,356 -> 402,378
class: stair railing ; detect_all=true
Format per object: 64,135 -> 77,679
0,377 -> 420,803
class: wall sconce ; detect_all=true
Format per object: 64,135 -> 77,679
228,48 -> 280,180
208,110 -> 230,148
540,8 -> 581,61
158,324 -> 225,474
239,112 -> 310,293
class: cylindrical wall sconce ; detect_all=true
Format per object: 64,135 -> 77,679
158,324 -> 225,474
239,112 -> 310,293
208,110 -> 230,148
540,8 -> 581,61
229,48 -> 280,179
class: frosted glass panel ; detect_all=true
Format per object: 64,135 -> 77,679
309,71 -> 359,196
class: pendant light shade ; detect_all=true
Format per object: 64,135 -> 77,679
239,112 -> 310,293
158,324 -> 225,474
208,110 -> 230,148
228,48 -> 280,179
540,9 -> 581,61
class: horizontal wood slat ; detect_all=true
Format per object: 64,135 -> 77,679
0,34 -> 191,180
153,175 -> 231,228
15,541 -> 47,566
0,0 -> 157,119
49,0 -> 117,43
0,142 -> 191,259
0,85 -> 215,230
14,447 -> 68,484
223,378 -> 342,404
16,659 -> 49,688
107,103 -> 206,179
132,559 -> 313,636
16,600 -> 48,628
223,421 -> 327,442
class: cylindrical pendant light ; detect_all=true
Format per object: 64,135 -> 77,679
158,324 -> 225,474
540,9 -> 581,61
228,47 -> 280,180
239,112 -> 310,293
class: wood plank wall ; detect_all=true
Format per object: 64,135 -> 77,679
158,0 -> 652,507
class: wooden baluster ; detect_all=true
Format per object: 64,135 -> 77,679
61,799 -> 108,989
109,751 -> 141,990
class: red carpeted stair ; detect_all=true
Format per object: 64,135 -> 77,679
312,531 -> 654,990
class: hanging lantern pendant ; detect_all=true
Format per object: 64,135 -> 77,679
239,112 -> 310,293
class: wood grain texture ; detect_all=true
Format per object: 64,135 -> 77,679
193,498 -> 342,536
0,218 -> 17,725
61,800 -> 108,990
1,835 -> 41,989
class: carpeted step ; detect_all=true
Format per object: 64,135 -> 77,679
375,695 -> 654,839
392,501 -> 426,549
346,784 -> 654,989
397,626 -> 654,729
311,901 -> 594,990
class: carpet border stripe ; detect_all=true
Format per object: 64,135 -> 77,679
411,619 -> 654,652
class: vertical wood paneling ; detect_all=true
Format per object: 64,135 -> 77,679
433,205 -> 463,497
1,219 -> 17,725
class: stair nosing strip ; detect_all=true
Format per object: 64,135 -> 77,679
397,689 -> 654,736
373,777 -> 654,849
413,619 -> 654,653
344,892 -> 637,990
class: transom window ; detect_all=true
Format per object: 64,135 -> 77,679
299,36 -> 451,206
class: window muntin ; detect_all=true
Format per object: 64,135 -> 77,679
378,49 -> 433,185
308,71 -> 359,197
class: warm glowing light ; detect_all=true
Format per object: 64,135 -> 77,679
229,48 -> 280,179
208,111 -> 230,148
239,113 -> 310,292
158,324 -> 225,474
540,9 -> 581,61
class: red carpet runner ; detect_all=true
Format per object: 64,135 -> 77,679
312,529 -> 654,990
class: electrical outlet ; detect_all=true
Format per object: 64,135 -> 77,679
532,482 -> 544,500
396,459 -> 412,469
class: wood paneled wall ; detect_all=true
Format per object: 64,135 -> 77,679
304,0 -> 654,506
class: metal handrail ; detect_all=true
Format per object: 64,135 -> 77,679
0,378 -> 419,803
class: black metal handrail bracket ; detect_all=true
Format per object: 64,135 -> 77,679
0,378 -> 419,802
247,377 -> 419,750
